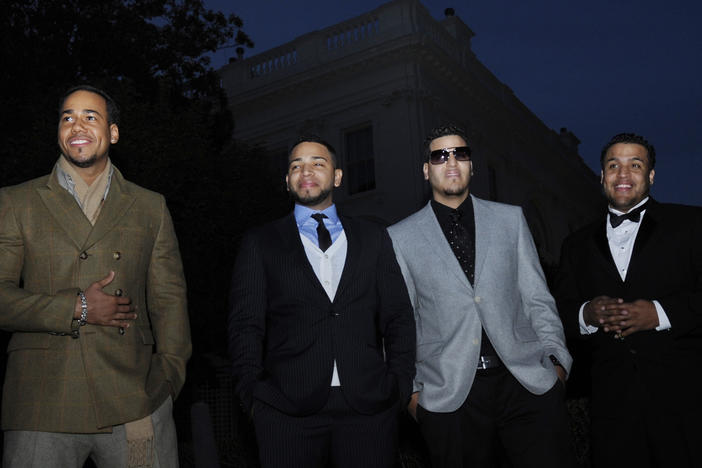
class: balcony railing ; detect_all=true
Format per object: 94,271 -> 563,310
249,49 -> 298,78
220,0 -> 465,94
326,18 -> 380,50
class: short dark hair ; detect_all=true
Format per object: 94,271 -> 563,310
289,135 -> 338,167
423,124 -> 469,160
600,133 -> 656,170
59,85 -> 120,126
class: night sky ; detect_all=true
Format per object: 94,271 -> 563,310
208,0 -> 702,207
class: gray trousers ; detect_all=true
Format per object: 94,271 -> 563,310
2,396 -> 178,468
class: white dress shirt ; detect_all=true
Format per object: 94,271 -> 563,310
299,231 -> 347,385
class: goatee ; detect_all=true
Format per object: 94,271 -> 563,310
443,186 -> 469,197
64,153 -> 99,169
290,187 -> 332,207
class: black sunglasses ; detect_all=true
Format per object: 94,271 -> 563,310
429,146 -> 472,165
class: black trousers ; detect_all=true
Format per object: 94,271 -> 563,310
252,388 -> 399,468
416,366 -> 575,468
591,369 -> 702,468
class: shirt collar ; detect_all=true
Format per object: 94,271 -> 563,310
294,203 -> 340,226
431,195 -> 473,217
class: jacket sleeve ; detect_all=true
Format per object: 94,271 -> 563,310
388,229 -> 422,394
553,234 -> 592,341
655,207 -> 702,336
377,228 -> 416,404
227,230 -> 266,413
515,210 -> 572,374
146,195 -> 191,399
0,188 -> 78,334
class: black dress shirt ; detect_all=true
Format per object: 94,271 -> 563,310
431,198 -> 497,358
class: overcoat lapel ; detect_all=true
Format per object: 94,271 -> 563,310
36,166 -> 136,252
416,202 -> 473,291
36,167 -> 93,250
84,169 -> 136,250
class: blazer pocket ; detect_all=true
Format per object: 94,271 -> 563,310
514,325 -> 539,343
416,340 -> 443,363
138,327 -> 155,345
6,333 -> 53,352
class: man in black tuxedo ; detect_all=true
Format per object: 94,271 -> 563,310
555,133 -> 702,468
228,136 -> 415,468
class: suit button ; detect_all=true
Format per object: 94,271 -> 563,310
114,289 -> 123,297
331,311 -> 340,317
79,251 -> 88,260
113,251 -> 121,260
629,349 -> 637,355
475,296 -> 482,303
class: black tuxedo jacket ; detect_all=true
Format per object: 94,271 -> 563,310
228,212 -> 415,416
555,199 -> 702,412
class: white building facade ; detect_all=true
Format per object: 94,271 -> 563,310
219,0 -> 602,266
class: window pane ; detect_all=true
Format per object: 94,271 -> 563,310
345,126 -> 375,195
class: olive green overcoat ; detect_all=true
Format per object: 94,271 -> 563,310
0,166 -> 191,433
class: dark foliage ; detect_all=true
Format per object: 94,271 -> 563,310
0,0 -> 290,356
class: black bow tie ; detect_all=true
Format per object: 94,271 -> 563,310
609,202 -> 648,228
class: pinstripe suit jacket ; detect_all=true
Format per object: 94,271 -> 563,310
228,212 -> 415,417
0,165 -> 191,433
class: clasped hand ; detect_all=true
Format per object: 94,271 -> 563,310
74,271 -> 136,328
583,296 -> 658,338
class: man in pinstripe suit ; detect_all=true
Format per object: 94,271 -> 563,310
0,85 -> 191,467
228,136 -> 415,468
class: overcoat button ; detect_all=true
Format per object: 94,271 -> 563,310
113,251 -> 121,260
79,251 -> 88,260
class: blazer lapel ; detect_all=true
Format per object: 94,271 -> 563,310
84,169 -> 136,250
37,166 -> 93,250
333,216 -> 359,301
472,196 -> 495,284
274,214 -> 331,302
416,202 -> 473,291
594,216 -> 627,284
596,200 -> 661,284
626,200 -> 659,280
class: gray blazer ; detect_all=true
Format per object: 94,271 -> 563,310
388,196 -> 571,412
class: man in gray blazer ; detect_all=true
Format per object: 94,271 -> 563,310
388,124 -> 574,468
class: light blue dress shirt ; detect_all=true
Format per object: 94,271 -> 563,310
294,203 -> 344,246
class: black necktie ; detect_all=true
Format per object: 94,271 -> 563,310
446,210 -> 475,285
311,213 -> 332,251
609,201 -> 648,228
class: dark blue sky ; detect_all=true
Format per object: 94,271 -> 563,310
209,0 -> 702,207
